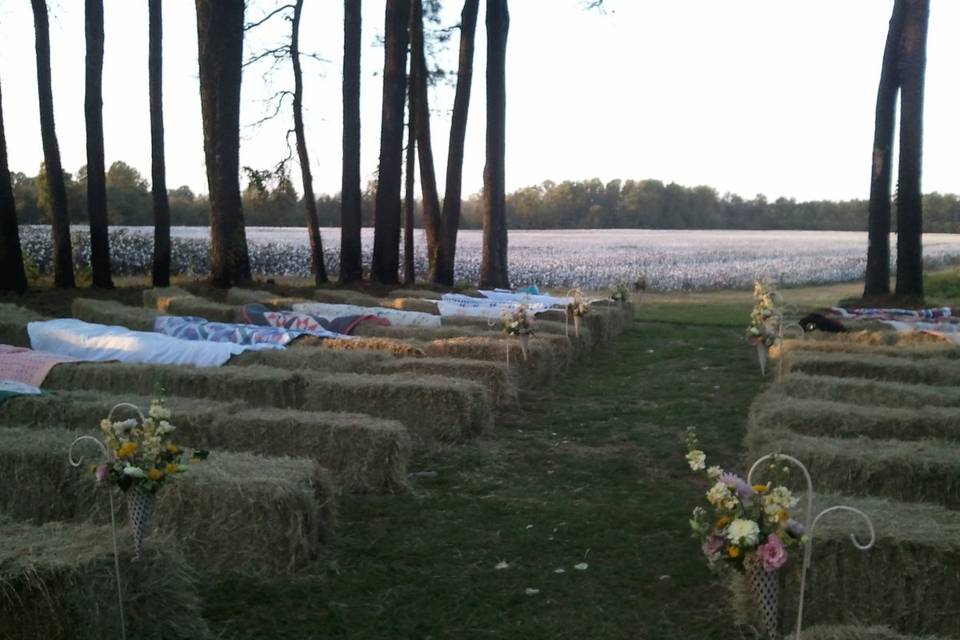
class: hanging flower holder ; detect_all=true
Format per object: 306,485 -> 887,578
745,555 -> 781,639
756,343 -> 769,377
518,333 -> 529,360
126,486 -> 155,561
573,314 -> 581,338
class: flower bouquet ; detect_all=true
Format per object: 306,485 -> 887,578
502,305 -> 534,359
746,280 -> 782,376
609,282 -> 630,304
567,289 -> 590,337
93,399 -> 199,558
686,429 -> 805,639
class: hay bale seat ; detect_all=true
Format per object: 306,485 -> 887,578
0,521 -> 210,640
386,288 -> 442,300
235,347 -> 516,407
71,297 -> 158,331
142,287 -> 238,323
0,303 -> 45,347
224,287 -> 310,308
377,297 -> 440,315
785,351 -> 960,387
778,494 -> 960,637
0,426 -> 334,576
422,335 -> 567,388
749,394 -> 960,443
42,362 -> 491,442
780,338 -> 960,361
771,373 -> 960,409
0,391 -> 410,494
439,316 -> 597,353
802,327 -> 951,347
800,627 -> 949,640
310,288 -> 383,307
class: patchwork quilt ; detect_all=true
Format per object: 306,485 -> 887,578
240,303 -> 377,336
153,316 -> 309,346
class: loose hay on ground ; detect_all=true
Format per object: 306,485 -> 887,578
0,426 -> 334,575
71,298 -> 158,331
0,521 -> 210,640
0,303 -> 46,347
773,373 -> 960,409
784,351 -> 960,386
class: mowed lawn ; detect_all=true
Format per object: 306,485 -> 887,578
203,304 -> 764,639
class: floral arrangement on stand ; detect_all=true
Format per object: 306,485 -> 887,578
609,282 -> 630,304
634,274 -> 648,292
686,429 -> 805,639
746,279 -> 783,376
502,305 -> 535,360
567,289 -> 590,338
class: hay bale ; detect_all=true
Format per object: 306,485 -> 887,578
0,521 -> 210,640
422,335 -> 569,387
0,426 -> 335,575
142,287 -> 238,322
0,391 -> 410,494
314,336 -> 426,358
71,298 -> 158,331
785,351 -> 960,386
780,338 -> 960,360
311,288 -> 382,307
301,372 -> 492,442
44,362 -> 306,409
352,322 -> 491,341
773,373 -> 960,409
800,626 -> 948,640
387,289 -> 442,300
749,394 -> 960,442
803,327 -> 950,346
744,427 -> 960,510
779,494 -> 960,637
0,303 -> 46,347
142,286 -> 192,311
378,297 -> 440,314
224,287 -> 309,308
233,345 -> 393,372
376,357 -> 517,406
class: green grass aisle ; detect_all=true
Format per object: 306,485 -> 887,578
203,319 -> 765,639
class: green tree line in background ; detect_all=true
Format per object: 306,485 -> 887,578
11,163 -> 960,233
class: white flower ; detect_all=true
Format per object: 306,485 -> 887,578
706,481 -> 733,508
725,519 -> 760,547
494,561 -> 510,570
156,421 -> 176,436
149,401 -> 171,420
524,588 -> 540,596
707,466 -> 723,479
573,562 -> 589,571
122,466 -> 147,479
762,486 -> 799,522
686,450 -> 706,471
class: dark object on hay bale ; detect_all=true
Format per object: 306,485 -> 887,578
799,312 -> 846,333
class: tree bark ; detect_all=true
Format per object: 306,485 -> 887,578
31,0 -> 75,288
370,0 -> 410,285
863,0 -> 904,298
434,0 -> 479,286
409,0 -> 441,279
340,0 -> 364,283
403,78 -> 416,285
196,0 -> 250,288
894,0 -> 929,299
85,0 -> 112,288
480,0 -> 510,289
291,0 -> 327,286
149,0 -> 171,288
0,76 -> 28,293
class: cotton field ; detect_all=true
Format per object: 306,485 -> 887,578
19,226 -> 960,291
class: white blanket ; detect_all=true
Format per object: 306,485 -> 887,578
438,294 -> 549,320
27,319 -> 279,368
478,289 -> 573,308
291,302 -> 442,328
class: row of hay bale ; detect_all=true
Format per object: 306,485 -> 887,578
743,337 -> 960,637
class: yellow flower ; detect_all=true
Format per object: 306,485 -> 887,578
728,546 -> 741,558
148,468 -> 164,481
777,510 -> 790,523
165,462 -> 179,475
116,442 -> 138,459
166,444 -> 180,455
752,484 -> 769,494
715,516 -> 731,530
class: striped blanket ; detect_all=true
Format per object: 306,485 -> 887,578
438,294 -> 549,320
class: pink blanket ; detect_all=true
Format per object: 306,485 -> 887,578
0,345 -> 79,387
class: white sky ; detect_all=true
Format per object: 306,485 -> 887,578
0,0 -> 957,203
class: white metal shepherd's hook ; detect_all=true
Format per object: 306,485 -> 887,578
747,453 -> 876,639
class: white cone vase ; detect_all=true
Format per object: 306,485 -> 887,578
126,486 -> 155,560
745,557 -> 780,639
756,344 -> 769,377
574,315 -> 581,338
518,334 -> 529,360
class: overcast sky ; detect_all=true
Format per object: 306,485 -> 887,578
0,0 -> 957,203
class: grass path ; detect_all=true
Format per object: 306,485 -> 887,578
204,316 -> 766,639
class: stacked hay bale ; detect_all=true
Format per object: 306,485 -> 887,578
741,337 -> 960,636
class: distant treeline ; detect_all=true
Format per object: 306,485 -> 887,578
12,164 -> 960,232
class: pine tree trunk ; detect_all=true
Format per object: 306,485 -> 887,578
149,0 -> 171,288
409,0 -> 441,278
291,0 -> 327,287
340,0 -> 364,284
403,78 -> 416,285
31,0 -> 75,288
370,0 -> 410,285
0,75 -> 28,293
894,0 -> 929,299
480,0 -> 510,289
864,0 -> 904,298
85,0 -> 112,288
434,0 -> 479,286
196,0 -> 250,288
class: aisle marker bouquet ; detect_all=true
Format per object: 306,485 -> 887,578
746,279 -> 782,349
501,305 -> 535,337
609,282 -> 630,304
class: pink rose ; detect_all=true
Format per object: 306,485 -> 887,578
756,534 -> 787,571
95,464 -> 109,483
702,535 -> 725,558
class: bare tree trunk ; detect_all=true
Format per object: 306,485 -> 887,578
370,0 -> 410,285
403,79 -> 416,285
291,0 -> 327,286
85,0 -> 112,288
480,0 -> 509,289
196,0 -> 250,288
340,0 -> 364,283
0,76 -> 27,293
894,0 -> 929,299
864,0 -> 904,298
31,0 -> 75,288
434,0 -> 479,286
149,0 -> 171,287
409,0 -> 441,278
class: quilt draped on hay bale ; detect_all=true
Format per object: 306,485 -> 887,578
0,427 -> 335,575
0,521 -> 210,640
